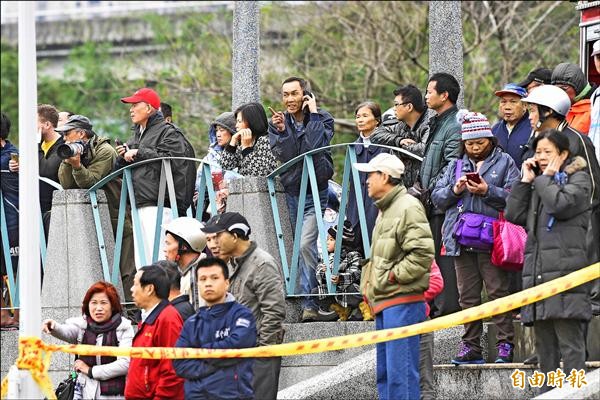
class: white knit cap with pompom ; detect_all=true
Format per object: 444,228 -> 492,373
457,109 -> 494,141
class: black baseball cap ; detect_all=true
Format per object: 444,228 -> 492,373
55,114 -> 93,133
517,68 -> 552,89
201,212 -> 251,236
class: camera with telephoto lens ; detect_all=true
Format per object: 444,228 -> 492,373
57,141 -> 86,159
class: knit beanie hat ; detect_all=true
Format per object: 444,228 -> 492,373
212,112 -> 236,134
551,63 -> 587,95
457,109 -> 494,141
327,220 -> 355,248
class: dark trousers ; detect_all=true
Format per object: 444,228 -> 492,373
253,356 -> 281,400
429,214 -> 460,317
534,319 -> 587,393
419,328 -> 434,400
454,251 -> 514,352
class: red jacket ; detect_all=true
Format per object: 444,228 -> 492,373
125,300 -> 184,400
424,260 -> 444,317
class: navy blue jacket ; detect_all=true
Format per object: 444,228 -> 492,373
1,140 -> 19,230
346,135 -> 389,248
173,296 -> 257,399
491,112 -> 531,169
268,110 -> 334,196
430,147 -> 520,256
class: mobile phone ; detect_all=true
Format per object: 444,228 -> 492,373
465,172 -> 481,184
532,163 -> 541,175
302,90 -> 314,111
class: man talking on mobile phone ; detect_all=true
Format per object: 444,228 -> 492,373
268,76 -> 335,322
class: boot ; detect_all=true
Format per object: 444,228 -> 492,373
359,301 -> 374,321
330,303 -> 350,321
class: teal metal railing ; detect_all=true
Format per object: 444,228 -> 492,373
267,143 -> 422,296
87,157 -> 236,286
0,175 -> 62,308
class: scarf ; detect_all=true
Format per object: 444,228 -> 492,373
79,313 -> 125,396
546,171 -> 568,231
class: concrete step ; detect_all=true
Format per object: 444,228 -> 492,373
278,316 -> 600,390
278,347 -> 600,400
280,321 -> 374,389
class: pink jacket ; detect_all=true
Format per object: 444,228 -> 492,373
424,260 -> 444,317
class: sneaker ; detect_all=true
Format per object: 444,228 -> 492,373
301,309 -> 318,322
451,342 -> 485,365
495,342 -> 514,363
313,308 -> 338,322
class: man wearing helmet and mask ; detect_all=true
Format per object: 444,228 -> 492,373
163,217 -> 207,310
521,84 -> 600,267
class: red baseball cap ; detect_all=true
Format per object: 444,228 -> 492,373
120,88 -> 161,109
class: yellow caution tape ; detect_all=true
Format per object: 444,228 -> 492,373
1,262 -> 598,399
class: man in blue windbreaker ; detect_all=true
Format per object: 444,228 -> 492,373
173,257 -> 257,399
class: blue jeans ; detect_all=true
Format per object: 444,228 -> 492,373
375,302 -> 426,400
286,188 -> 329,310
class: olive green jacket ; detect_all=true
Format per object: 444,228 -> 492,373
361,184 -> 435,314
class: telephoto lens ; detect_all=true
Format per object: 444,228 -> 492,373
57,142 -> 85,159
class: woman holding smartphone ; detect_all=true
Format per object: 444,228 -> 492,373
431,110 -> 520,365
220,102 -> 277,177
505,129 -> 592,394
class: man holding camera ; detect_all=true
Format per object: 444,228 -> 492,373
57,115 -> 137,301
268,76 -> 335,322
57,115 -> 116,185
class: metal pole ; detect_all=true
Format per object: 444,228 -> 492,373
17,1 -> 43,398
428,1 -> 464,108
232,1 -> 260,110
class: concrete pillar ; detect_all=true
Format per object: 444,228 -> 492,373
226,177 -> 308,323
226,177 -> 292,268
232,1 -> 260,110
428,1 -> 464,108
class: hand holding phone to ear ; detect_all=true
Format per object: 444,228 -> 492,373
521,158 -> 538,183
302,91 -> 317,113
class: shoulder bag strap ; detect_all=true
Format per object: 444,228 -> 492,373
455,159 -> 464,211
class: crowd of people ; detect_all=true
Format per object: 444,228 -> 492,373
0,39 -> 599,399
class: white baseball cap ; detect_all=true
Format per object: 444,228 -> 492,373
592,40 -> 600,57
353,153 -> 405,179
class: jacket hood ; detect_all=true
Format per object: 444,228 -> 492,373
198,292 -> 237,316
564,156 -> 588,175
212,112 -> 236,134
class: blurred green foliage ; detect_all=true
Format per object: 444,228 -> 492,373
1,1 -> 580,175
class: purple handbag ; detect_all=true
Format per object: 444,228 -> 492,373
451,160 -> 496,251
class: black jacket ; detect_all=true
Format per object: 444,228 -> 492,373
171,294 -> 195,322
39,135 -> 65,213
505,157 -> 592,326
116,113 -> 195,215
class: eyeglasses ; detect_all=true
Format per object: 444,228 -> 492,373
555,84 -> 571,92
393,101 -> 410,108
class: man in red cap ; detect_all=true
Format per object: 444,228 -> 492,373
118,88 -> 196,269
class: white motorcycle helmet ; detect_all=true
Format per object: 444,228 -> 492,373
164,217 -> 207,253
521,84 -> 571,118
